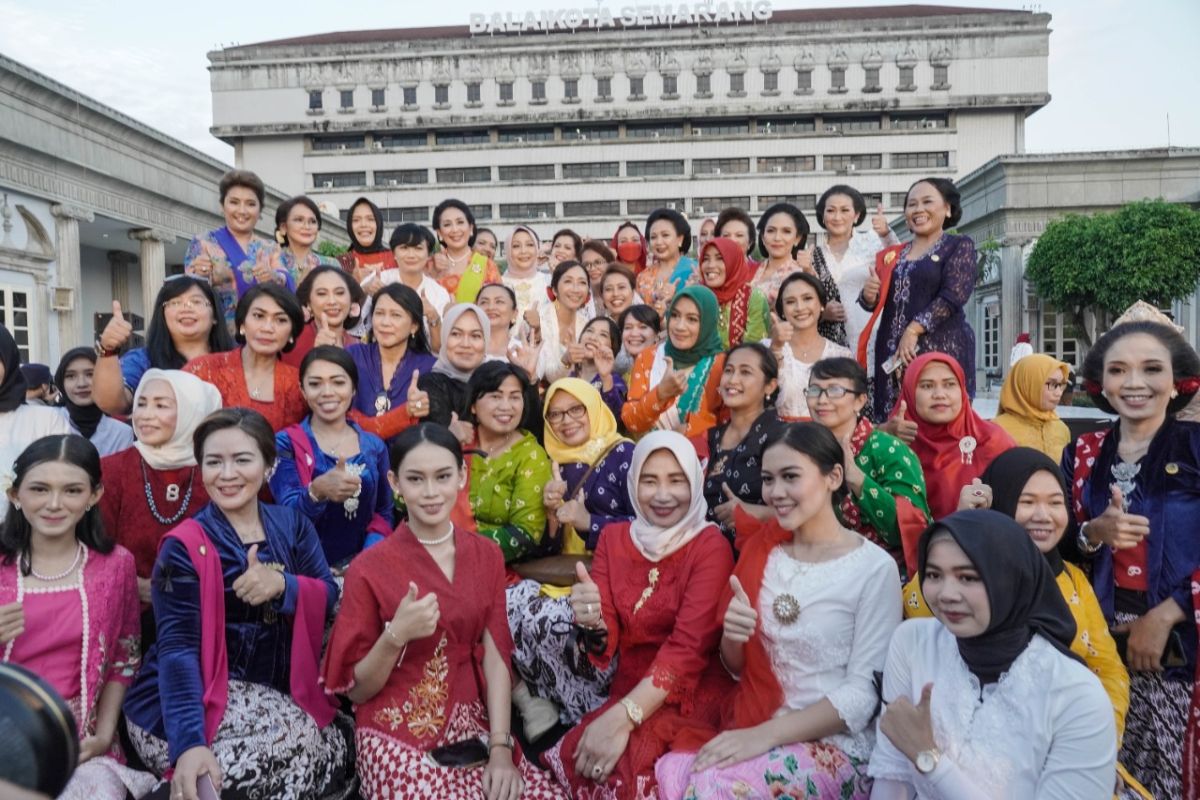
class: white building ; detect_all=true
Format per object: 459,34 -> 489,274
209,3 -> 1051,249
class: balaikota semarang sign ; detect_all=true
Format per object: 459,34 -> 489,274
470,1 -> 773,34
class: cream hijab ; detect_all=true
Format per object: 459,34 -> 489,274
626,430 -> 711,562
132,369 -> 223,470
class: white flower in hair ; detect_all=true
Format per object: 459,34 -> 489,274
0,466 -> 14,498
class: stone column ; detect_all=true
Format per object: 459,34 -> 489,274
999,237 -> 1031,377
108,250 -> 137,310
129,228 -> 175,319
50,203 -> 94,351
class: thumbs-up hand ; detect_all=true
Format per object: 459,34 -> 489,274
388,581 -> 440,645
769,311 -> 794,351
232,544 -> 286,606
309,455 -> 364,503
99,301 -> 134,353
0,600 -> 25,645
840,432 -> 866,495
556,488 -> 590,530
1085,485 -> 1152,550
879,682 -> 937,763
862,262 -> 882,308
448,411 -> 475,447
823,299 -> 847,323
569,562 -> 604,630
880,400 -> 919,445
565,341 -> 590,367
713,482 -> 745,526
958,477 -> 993,511
543,463 -> 569,511
188,252 -> 214,280
252,246 -> 277,285
872,203 -> 891,238
430,249 -> 451,279
656,357 -> 689,402
312,311 -> 341,348
723,575 -> 758,643
407,370 -> 430,419
795,244 -> 815,275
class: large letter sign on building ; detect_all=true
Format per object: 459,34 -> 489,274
469,2 -> 773,35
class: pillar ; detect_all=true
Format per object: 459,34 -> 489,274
50,203 -> 94,351
999,237 -> 1031,377
129,228 -> 175,319
107,250 -> 137,312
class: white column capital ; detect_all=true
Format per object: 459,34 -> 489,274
50,203 -> 95,223
128,227 -> 175,244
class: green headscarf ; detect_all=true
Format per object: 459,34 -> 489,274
664,285 -> 723,367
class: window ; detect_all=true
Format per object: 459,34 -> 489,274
340,90 -> 354,109
824,154 -> 882,171
864,67 -> 881,92
435,129 -> 489,146
982,300 -> 1001,372
629,76 -> 644,98
380,206 -> 430,223
862,193 -> 884,208
662,74 -> 678,96
374,169 -> 428,186
371,88 -> 385,107
1041,307 -> 1081,369
531,80 -> 546,102
467,82 -> 481,104
627,198 -> 686,216
696,73 -> 711,95
729,72 -> 745,94
758,194 -> 816,210
627,122 -> 683,139
693,158 -> 750,175
596,76 -> 612,99
562,162 -> 620,179
498,127 -> 554,143
890,192 -> 909,208
898,65 -> 915,91
830,66 -> 846,91
795,68 -> 812,93
562,125 -> 619,141
499,81 -> 514,102
891,113 -> 949,130
758,117 -> 815,135
403,86 -> 417,107
824,116 -> 881,132
311,135 -> 365,151
891,151 -> 950,169
692,119 -> 749,136
470,204 -> 493,221
500,202 -> 555,219
627,160 -> 685,177
564,200 -> 621,217
436,166 -> 491,183
763,71 -> 779,93
498,164 -> 556,181
308,90 -> 323,111
933,64 -> 949,88
564,78 -> 579,100
692,197 -> 749,215
757,156 -> 816,173
312,172 -> 366,189
0,287 -> 31,361
375,132 -> 426,148
434,84 -> 449,105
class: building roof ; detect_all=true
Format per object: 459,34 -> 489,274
233,5 -> 1020,50
958,147 -> 1200,186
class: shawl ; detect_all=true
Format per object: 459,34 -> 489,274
700,238 -> 754,347
344,197 -> 389,255
0,324 -> 26,412
917,509 -> 1080,684
664,286 -> 724,416
897,353 -> 1014,520
454,252 -> 492,304
132,369 -> 223,471
980,447 -> 1068,575
626,431 -> 710,562
999,354 -> 1069,424
54,347 -> 103,438
542,378 -> 629,465
432,304 -> 490,382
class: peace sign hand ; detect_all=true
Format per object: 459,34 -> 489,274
407,370 -> 430,419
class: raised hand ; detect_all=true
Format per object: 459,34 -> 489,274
958,477 -> 993,511
252,247 -> 276,285
862,262 -> 881,307
543,462 -> 569,512
430,250 -> 451,278
1084,486 -> 1151,550
655,357 -> 688,402
880,400 -> 918,445
557,488 -> 590,530
840,433 -> 866,495
407,369 -> 430,419
569,562 -> 604,630
188,252 -> 214,280
713,482 -> 743,526
565,341 -> 590,366
310,456 -> 362,503
0,601 -> 24,644
419,289 -> 441,330
508,337 -> 541,377
879,683 -> 938,763
872,203 -> 891,238
313,312 -> 342,348
388,581 -> 440,644
769,311 -> 794,351
795,244 -> 815,275
231,544 -> 285,607
99,301 -> 133,353
823,299 -> 847,323
449,411 -> 475,447
723,576 -> 757,643
594,343 -> 616,379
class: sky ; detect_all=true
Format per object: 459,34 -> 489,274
1,0 -> 1197,165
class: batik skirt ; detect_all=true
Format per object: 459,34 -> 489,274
655,741 -> 871,800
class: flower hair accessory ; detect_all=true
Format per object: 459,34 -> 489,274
1176,376 -> 1200,395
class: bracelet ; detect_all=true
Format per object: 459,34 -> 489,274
1077,521 -> 1103,555
488,732 -> 514,751
620,697 -> 644,728
383,620 -> 406,647
307,485 -> 322,504
94,339 -> 118,359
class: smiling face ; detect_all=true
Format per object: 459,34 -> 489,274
552,235 -> 578,264
302,359 -> 354,423
554,265 -> 590,311
437,206 -> 473,252
582,250 -> 608,288
667,297 -> 701,350
509,230 -> 539,272
10,461 -> 101,542
905,181 -> 951,236
282,202 -> 320,250
649,219 -> 683,261
1014,470 -> 1069,554
132,379 -> 178,447
914,361 -> 963,424
371,293 -> 418,349
547,389 -> 590,447
1041,370 -> 1067,411
820,193 -> 858,238
580,319 -> 612,358
1101,332 -> 1174,424
200,427 -> 268,514
390,442 -> 463,529
808,376 -> 867,430
477,285 -> 517,331
719,347 -> 774,412
779,278 -> 822,331
761,443 -> 841,531
164,285 -> 216,342
307,271 -> 353,328
762,212 -> 800,259
636,449 -> 692,528
472,374 -> 524,437
61,357 -> 95,407
922,533 -> 991,637
717,219 -> 753,255
222,185 -> 261,236
623,316 -> 656,357
350,204 -> 377,249
474,230 -> 498,260
394,239 -> 430,275
602,273 -> 634,316
446,310 -> 487,371
700,246 -> 727,289
242,295 -> 293,356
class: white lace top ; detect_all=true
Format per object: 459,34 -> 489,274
759,538 -> 901,760
503,271 -> 550,321
774,339 -> 853,419
868,619 -> 1117,800
820,229 -> 897,350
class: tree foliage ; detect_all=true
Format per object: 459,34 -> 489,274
1026,200 -> 1200,325
314,239 -> 347,258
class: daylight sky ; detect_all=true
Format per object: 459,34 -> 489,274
1,0 -> 1196,164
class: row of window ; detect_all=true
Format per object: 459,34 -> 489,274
307,64 -> 950,113
312,152 -> 949,189
308,114 -> 948,153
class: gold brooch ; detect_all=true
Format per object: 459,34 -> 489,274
884,251 -> 897,266
633,567 -> 660,614
773,593 -> 801,625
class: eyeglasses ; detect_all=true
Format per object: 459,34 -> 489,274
546,404 -> 588,424
1044,381 -> 1068,392
803,385 -> 860,401
164,297 -> 212,312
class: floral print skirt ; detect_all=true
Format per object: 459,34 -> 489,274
655,741 -> 870,800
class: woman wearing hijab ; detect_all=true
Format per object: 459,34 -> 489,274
0,324 -> 71,517
502,225 -> 551,320
697,238 -> 772,348
622,286 -> 727,439
544,431 -> 732,799
55,347 -> 134,456
992,353 -> 1072,458
418,303 -> 491,430
869,510 -> 1119,798
337,197 -> 397,283
612,221 -> 647,276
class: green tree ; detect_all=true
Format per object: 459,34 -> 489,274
314,240 -> 347,259
1025,199 -> 1200,345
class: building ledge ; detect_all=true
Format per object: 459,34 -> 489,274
562,96 -> 581,104
369,105 -> 386,113
661,92 -> 680,101
337,107 -> 355,114
306,108 -> 324,116
863,85 -> 883,93
595,96 -> 613,103
829,87 -> 849,94
793,88 -> 814,96
761,89 -> 780,97
694,91 -> 713,99
465,101 -> 482,109
530,97 -> 548,105
727,90 -> 747,98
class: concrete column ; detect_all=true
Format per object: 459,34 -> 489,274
129,228 -> 175,318
50,203 -> 95,351
107,250 -> 137,310
999,237 -> 1031,376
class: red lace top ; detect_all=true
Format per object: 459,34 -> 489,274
183,348 -> 306,432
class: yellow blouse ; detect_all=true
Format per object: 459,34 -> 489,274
992,412 -> 1072,461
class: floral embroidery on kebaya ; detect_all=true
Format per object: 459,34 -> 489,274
373,634 -> 449,739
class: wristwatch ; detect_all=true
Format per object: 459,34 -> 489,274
94,339 -> 118,359
915,748 -> 941,775
489,732 -> 514,751
1077,521 -> 1103,555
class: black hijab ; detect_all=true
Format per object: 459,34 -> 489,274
981,447 -> 1068,575
345,197 -> 388,254
54,347 -> 104,439
917,509 -> 1080,685
0,324 -> 26,412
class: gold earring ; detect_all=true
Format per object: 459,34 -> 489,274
1171,390 -> 1180,399
275,230 -> 286,245
12,502 -> 20,511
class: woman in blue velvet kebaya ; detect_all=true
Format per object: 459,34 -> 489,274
123,408 -> 353,800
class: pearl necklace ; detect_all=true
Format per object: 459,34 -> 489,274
414,523 -> 454,546
142,460 -> 195,525
22,542 -> 85,582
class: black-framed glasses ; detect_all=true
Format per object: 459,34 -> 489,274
803,385 -> 859,401
546,404 -> 588,425
1044,380 -> 1068,392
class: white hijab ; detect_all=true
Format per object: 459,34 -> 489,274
132,369 -> 223,470
626,430 -> 711,562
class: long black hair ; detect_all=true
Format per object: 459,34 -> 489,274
764,422 -> 848,508
146,276 -> 234,369
0,436 -> 112,573
389,422 -> 465,472
367,284 -> 432,354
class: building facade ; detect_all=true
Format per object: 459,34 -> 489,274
209,4 -> 1051,248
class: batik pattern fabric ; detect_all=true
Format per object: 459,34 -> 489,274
656,744 -> 870,800
469,432 -> 553,562
810,247 -> 848,346
702,409 -> 781,546
184,229 -> 279,335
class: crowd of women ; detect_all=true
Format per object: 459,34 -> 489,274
0,166 -> 1196,800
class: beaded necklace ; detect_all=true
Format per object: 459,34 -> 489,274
141,460 -> 195,525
